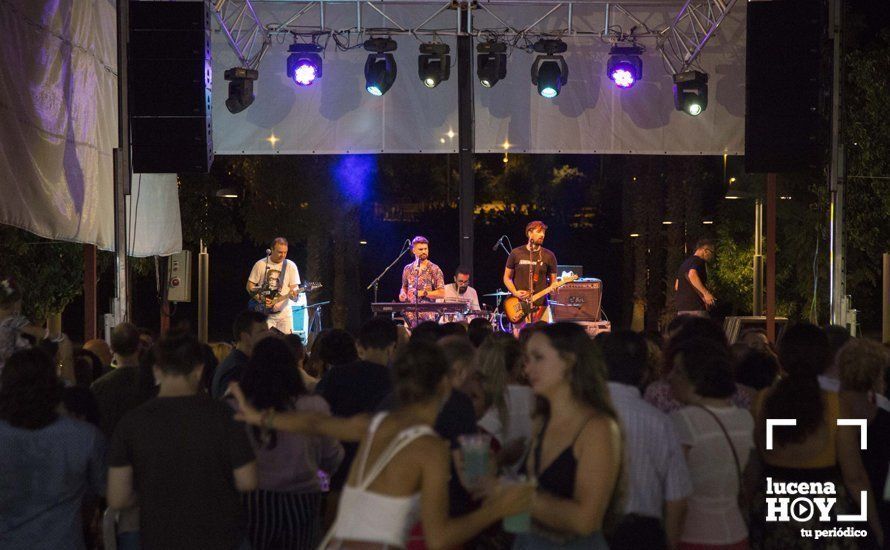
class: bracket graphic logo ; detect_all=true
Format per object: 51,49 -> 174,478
763,419 -> 870,540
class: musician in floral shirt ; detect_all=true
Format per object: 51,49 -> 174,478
398,236 -> 445,328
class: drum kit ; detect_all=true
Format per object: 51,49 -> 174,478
481,289 -> 514,332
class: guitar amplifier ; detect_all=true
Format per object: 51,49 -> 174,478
550,278 -> 603,321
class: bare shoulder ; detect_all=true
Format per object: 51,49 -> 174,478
577,413 -> 621,449
408,432 -> 449,456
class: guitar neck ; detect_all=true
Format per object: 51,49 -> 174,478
528,278 -> 573,303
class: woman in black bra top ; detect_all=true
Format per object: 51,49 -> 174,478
516,323 -> 623,550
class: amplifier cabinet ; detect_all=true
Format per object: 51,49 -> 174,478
550,278 -> 603,321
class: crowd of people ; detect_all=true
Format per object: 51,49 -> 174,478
2,273 -> 890,550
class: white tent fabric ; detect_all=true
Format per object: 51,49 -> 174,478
0,0 -> 182,256
127,173 -> 182,257
212,3 -> 745,155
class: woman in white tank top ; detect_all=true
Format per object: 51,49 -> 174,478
231,340 -> 533,549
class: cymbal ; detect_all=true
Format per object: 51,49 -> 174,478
483,291 -> 512,297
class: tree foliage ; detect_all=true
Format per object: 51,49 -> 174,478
0,226 -> 83,323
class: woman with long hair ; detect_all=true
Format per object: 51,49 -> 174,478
749,324 -> 883,548
230,340 -> 533,549
0,348 -> 105,548
236,336 -> 344,550
518,322 -> 623,549
476,332 -> 535,466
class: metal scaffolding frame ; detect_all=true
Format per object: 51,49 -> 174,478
212,0 -> 738,77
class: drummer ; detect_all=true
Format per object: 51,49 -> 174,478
438,266 -> 481,323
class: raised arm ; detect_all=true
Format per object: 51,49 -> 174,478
229,382 -> 370,441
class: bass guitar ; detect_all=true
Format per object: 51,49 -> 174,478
248,281 -> 322,315
502,274 -> 578,323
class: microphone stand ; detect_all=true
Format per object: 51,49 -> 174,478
367,241 -> 412,303
498,236 -> 513,257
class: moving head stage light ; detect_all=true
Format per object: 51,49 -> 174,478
418,43 -> 450,88
477,41 -> 507,88
287,43 -> 324,87
607,44 -> 643,89
530,39 -> 568,99
364,37 -> 398,96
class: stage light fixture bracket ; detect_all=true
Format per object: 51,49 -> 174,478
364,37 -> 398,53
532,39 -> 568,55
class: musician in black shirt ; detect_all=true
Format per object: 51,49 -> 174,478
503,221 -> 558,334
674,238 -> 716,317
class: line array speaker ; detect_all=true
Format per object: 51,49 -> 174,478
129,1 -> 212,173
745,0 -> 828,173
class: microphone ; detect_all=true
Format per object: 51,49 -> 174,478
492,235 -> 505,252
265,248 -> 271,256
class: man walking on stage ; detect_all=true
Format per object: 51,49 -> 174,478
246,237 -> 302,333
398,236 -> 445,328
674,238 -> 716,318
503,221 -> 558,335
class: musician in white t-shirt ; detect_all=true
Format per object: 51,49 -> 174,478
438,266 -> 480,323
246,237 -> 301,333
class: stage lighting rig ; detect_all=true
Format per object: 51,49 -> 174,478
530,39 -> 568,99
287,43 -> 323,87
224,67 -> 259,114
607,44 -> 643,89
477,41 -> 507,88
672,70 -> 709,116
364,37 -> 398,96
418,43 -> 450,88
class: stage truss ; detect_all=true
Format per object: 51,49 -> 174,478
213,0 -> 738,77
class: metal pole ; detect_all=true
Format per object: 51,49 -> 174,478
752,198 -> 763,316
457,8 -> 475,272
828,0 -> 845,324
766,174 -> 777,342
198,241 -> 209,343
881,252 -> 890,344
114,0 -> 131,323
84,244 -> 98,340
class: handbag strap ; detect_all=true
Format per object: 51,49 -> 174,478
693,404 -> 742,486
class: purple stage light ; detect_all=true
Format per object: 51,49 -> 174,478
606,45 -> 643,89
610,67 -> 635,88
293,62 -> 318,86
287,44 -> 323,87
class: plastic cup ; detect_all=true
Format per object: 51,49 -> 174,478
503,511 -> 531,534
501,475 -> 532,533
458,434 -> 491,490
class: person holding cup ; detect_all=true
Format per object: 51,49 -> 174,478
230,340 -> 534,550
517,323 -> 624,549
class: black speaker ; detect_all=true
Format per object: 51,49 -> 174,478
129,1 -> 212,173
745,0 -> 827,173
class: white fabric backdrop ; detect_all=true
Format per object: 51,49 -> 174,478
0,0 -> 182,256
212,3 -> 745,155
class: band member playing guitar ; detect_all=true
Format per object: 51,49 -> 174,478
398,236 -> 445,328
246,237 -> 302,333
502,221 -> 558,335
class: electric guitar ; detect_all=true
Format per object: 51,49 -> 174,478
502,274 -> 579,323
248,281 -> 322,315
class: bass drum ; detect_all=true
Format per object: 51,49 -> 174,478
492,312 -> 512,333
